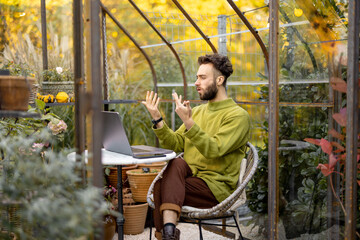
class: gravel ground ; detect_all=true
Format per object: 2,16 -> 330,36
112,222 -> 264,240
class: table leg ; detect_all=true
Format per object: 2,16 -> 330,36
117,165 -> 124,240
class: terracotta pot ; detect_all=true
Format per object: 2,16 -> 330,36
123,203 -> 148,235
0,76 -> 35,111
104,215 -> 116,240
127,169 -> 159,203
107,165 -> 138,188
137,161 -> 167,171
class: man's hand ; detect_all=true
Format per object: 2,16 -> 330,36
141,91 -> 162,122
172,92 -> 195,130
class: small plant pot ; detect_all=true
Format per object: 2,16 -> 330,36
104,215 -> 116,240
127,169 -> 159,203
137,161 -> 167,171
123,202 -> 148,235
0,76 -> 35,111
107,165 -> 138,188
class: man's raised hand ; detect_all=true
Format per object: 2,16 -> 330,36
172,92 -> 194,130
141,91 -> 161,120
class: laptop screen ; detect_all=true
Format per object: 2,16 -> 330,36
102,111 -> 134,156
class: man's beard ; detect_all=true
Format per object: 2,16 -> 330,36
199,80 -> 218,100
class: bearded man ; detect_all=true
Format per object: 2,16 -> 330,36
142,53 -> 251,240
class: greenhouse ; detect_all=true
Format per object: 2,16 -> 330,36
0,0 -> 358,239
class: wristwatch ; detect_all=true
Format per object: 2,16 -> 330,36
152,117 -> 163,129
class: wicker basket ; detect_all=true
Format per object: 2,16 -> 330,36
107,165 -> 138,188
123,203 -> 148,235
41,81 -> 74,96
127,169 -> 159,203
29,83 -> 40,104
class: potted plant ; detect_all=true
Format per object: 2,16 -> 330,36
0,61 -> 36,111
127,168 -> 160,203
104,164 -> 138,188
40,67 -> 74,97
103,185 -> 118,240
137,161 -> 167,171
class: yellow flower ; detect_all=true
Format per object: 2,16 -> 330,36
282,41 -> 289,50
294,8 -> 303,17
111,32 -> 118,38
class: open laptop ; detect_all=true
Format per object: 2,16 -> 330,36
102,111 -> 173,159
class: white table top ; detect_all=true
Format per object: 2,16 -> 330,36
67,148 -> 176,165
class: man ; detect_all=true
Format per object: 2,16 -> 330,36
142,53 -> 250,240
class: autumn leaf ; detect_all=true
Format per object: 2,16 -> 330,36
304,138 -> 321,146
320,138 -> 333,155
329,154 -> 339,168
357,180 -> 360,186
328,128 -> 344,141
331,141 -> 345,151
330,77 -> 347,93
333,108 -> 347,127
317,163 -> 333,176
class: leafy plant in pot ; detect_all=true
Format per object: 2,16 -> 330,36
103,185 -> 118,240
40,67 -> 74,98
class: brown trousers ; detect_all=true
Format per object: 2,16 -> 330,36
153,157 -> 219,234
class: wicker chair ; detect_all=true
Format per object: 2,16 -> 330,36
147,142 -> 259,240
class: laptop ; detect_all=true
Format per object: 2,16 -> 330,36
102,111 -> 173,159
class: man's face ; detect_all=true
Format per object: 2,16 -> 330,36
195,63 -> 219,101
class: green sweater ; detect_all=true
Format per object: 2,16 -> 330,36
153,98 -> 250,202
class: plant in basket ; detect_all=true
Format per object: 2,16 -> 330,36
40,67 -> 74,102
127,168 -> 160,203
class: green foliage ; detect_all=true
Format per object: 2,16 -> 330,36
41,67 -> 73,82
0,60 -> 34,76
0,131 -> 106,240
246,78 -> 330,237
0,100 -> 67,145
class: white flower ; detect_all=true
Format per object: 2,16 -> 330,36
56,67 -> 63,74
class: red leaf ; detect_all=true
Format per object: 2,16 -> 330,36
357,154 -> 360,162
340,153 -> 346,160
317,163 -> 333,176
304,138 -> 321,146
330,77 -> 347,93
328,128 -> 345,141
333,113 -> 346,127
334,149 -> 344,153
320,138 -> 333,155
357,180 -> 360,186
330,141 -> 345,151
329,154 -> 339,169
